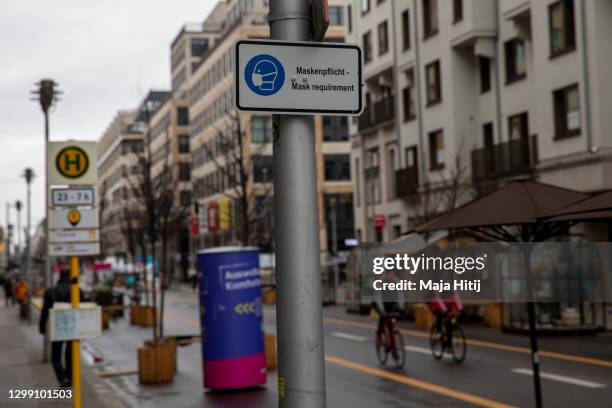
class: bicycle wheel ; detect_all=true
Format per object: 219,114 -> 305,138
391,330 -> 406,369
451,325 -> 467,364
375,333 -> 388,365
429,325 -> 444,360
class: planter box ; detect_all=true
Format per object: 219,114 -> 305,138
131,305 -> 156,327
413,304 -> 435,329
262,288 -> 277,305
102,311 -> 110,330
138,337 -> 176,384
265,334 -> 277,370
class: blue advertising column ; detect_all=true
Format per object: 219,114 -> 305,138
197,247 -> 266,389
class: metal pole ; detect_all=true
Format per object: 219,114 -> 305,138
70,256 -> 81,408
25,172 -> 33,322
269,1 -> 326,406
5,204 -> 10,272
522,244 -> 542,408
15,202 -> 22,260
44,111 -> 51,289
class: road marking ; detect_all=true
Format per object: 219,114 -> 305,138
511,368 -> 607,389
326,355 -> 516,408
324,317 -> 612,369
164,311 -> 199,326
404,345 -> 432,355
331,332 -> 368,342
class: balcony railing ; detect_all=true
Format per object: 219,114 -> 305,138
471,135 -> 537,183
396,166 -> 419,198
358,97 -> 395,132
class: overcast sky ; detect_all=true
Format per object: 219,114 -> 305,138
0,0 -> 216,239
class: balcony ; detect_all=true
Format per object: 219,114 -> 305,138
396,166 -> 419,199
358,97 -> 395,132
471,136 -> 537,183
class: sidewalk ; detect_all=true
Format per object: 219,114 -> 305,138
0,297 -> 123,408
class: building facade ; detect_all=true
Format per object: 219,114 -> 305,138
348,0 -> 612,243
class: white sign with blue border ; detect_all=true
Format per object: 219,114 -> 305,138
235,39 -> 363,115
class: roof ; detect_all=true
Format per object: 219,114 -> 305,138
417,180 -> 588,232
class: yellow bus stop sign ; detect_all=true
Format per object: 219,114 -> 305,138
67,210 -> 81,227
55,146 -> 89,179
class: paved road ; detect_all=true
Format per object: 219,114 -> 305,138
85,288 -> 612,407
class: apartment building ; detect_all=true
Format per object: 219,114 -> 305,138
348,0 -> 612,243
183,0 -> 355,254
97,91 -> 170,258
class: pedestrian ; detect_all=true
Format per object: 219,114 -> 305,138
3,276 -> 15,306
39,268 -> 77,387
188,266 -> 197,290
15,278 -> 28,318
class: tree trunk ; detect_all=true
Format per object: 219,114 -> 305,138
150,239 -> 158,342
159,224 -> 168,339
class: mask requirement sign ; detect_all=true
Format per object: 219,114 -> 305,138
234,39 -> 363,115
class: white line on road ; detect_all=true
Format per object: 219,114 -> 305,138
404,345 -> 432,355
511,368 -> 607,389
331,332 -> 368,342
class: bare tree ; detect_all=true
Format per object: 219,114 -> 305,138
413,141 -> 475,227
196,113 -> 272,247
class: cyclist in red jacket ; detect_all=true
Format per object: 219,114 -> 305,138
427,292 -> 463,347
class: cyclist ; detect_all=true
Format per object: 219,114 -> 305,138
427,292 -> 463,348
372,270 -> 401,336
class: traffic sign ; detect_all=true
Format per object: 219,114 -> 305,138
48,141 -> 97,185
234,39 -> 363,115
49,208 -> 99,229
51,187 -> 95,207
49,242 -> 100,257
49,229 -> 99,243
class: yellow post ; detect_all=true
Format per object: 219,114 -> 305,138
70,256 -> 81,408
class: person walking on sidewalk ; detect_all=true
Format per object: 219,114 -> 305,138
39,268 -> 78,387
3,276 -> 15,306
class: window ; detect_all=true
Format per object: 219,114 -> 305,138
401,10 -> 410,50
386,145 -> 397,200
177,107 -> 189,126
402,68 -> 416,121
253,155 -> 273,182
178,134 -> 190,153
549,0 -> 576,56
323,116 -> 349,141
508,112 -> 529,142
423,0 -> 438,38
363,31 -> 373,63
365,148 -> 381,204
251,116 -> 272,143
505,39 -> 527,83
329,6 -> 343,26
479,57 -> 491,93
324,154 -> 351,181
361,0 -> 370,14
553,84 -> 580,139
453,0 -> 463,23
179,163 -> 191,182
180,191 -> 191,208
425,60 -> 442,105
482,122 -> 495,172
378,21 -> 389,55
347,5 -> 352,33
428,129 -> 444,170
191,38 -> 209,57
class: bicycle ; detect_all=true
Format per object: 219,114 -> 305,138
429,313 -> 467,364
375,313 -> 406,369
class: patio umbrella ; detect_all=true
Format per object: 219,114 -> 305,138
541,189 -> 612,225
417,180 -> 588,408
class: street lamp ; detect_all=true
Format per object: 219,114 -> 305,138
31,79 -> 61,361
31,79 -> 61,290
22,168 -> 35,322
14,200 -> 22,259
